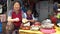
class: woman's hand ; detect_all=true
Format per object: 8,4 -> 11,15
28,20 -> 35,23
22,18 -> 28,23
13,18 -> 20,22
8,17 -> 20,22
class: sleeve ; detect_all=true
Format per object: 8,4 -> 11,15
22,12 -> 27,18
7,10 -> 12,17
32,15 -> 38,21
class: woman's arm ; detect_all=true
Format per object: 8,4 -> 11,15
28,15 -> 38,23
28,20 -> 35,23
7,10 -> 19,22
8,16 -> 15,22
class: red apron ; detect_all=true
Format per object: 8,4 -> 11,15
12,10 -> 22,27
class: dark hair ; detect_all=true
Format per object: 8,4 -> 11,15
13,1 -> 21,7
26,9 -> 33,14
27,9 -> 32,12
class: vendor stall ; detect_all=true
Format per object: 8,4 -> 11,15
19,19 -> 58,34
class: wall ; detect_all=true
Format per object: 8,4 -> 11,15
36,1 -> 53,21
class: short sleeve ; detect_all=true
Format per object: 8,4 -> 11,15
32,15 -> 38,21
7,10 -> 12,17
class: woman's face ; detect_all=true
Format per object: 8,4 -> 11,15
27,10 -> 32,15
13,2 -> 21,11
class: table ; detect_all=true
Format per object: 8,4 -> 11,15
19,26 -> 60,34
55,26 -> 60,34
19,29 -> 43,34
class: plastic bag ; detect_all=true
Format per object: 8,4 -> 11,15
6,22 -> 14,30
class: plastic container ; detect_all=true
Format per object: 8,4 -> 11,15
40,28 -> 56,34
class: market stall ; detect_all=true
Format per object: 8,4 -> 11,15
7,0 -> 60,34
19,15 -> 60,34
19,19 -> 58,34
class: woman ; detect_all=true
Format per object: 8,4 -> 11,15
23,9 -> 37,25
7,1 -> 23,34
